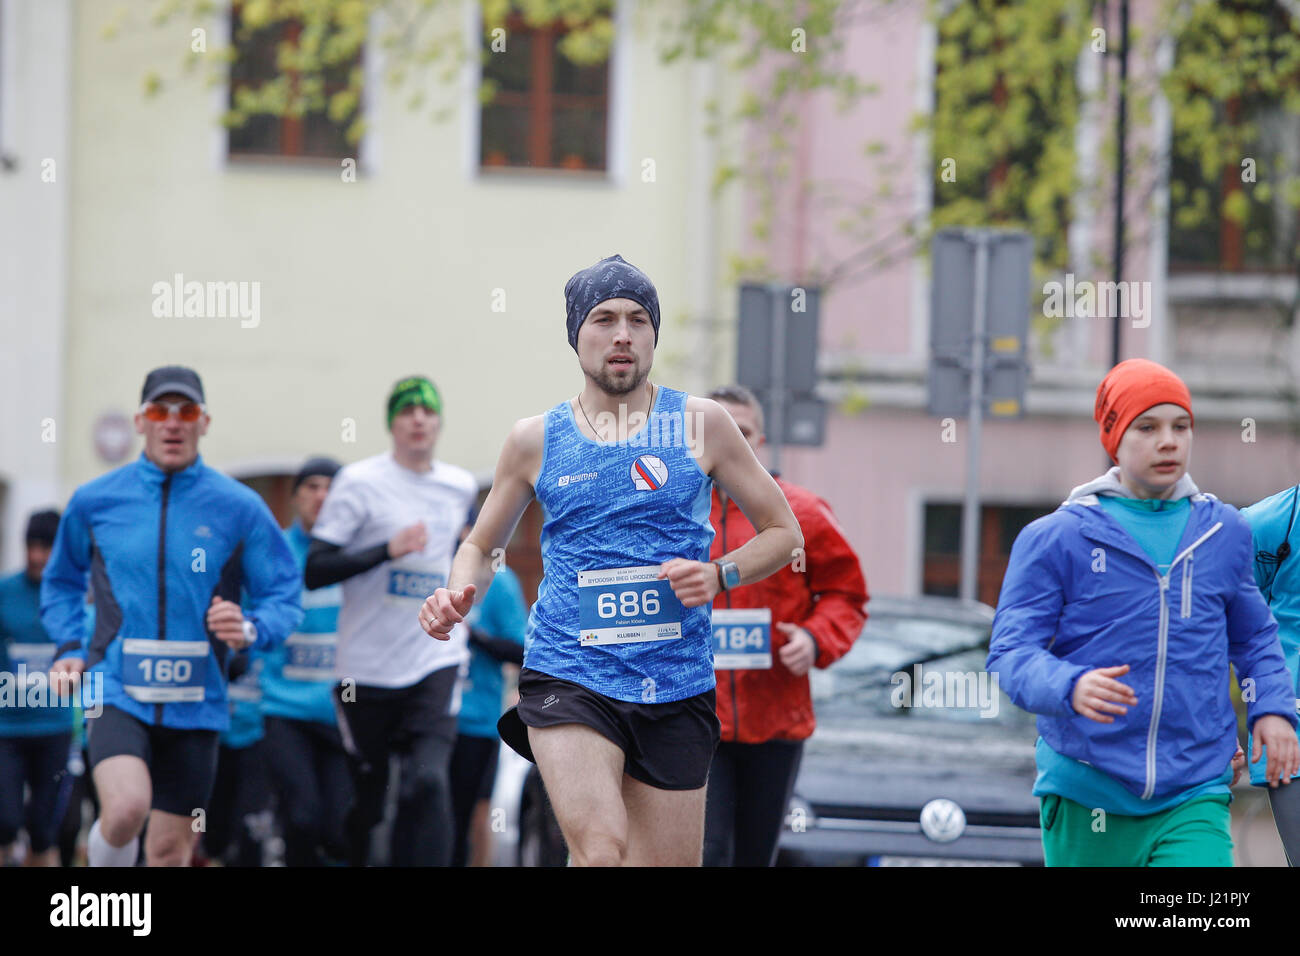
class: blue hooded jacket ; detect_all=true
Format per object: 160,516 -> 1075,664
40,453 -> 303,732
988,469 -> 1296,803
1242,484 -> 1300,785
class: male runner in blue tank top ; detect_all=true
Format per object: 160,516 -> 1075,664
419,254 -> 803,866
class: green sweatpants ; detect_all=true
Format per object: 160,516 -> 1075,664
1039,793 -> 1233,867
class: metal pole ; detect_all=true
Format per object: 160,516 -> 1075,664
769,283 -> 786,476
961,233 -> 989,603
1111,0 -> 1128,370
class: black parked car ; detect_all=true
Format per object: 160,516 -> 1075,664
776,595 -> 1044,866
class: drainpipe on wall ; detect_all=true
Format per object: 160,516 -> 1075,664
688,58 -> 722,392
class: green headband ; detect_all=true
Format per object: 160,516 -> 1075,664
387,377 -> 442,429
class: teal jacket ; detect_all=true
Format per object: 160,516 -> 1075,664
0,571 -> 75,736
1243,485 -> 1300,785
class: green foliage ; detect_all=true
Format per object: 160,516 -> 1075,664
922,0 -> 1300,320
121,0 -> 876,276
119,0 -> 1300,300
1162,0 -> 1300,274
927,0 -> 1091,278
837,389 -> 871,416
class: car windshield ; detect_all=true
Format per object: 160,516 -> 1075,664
809,609 -> 1036,734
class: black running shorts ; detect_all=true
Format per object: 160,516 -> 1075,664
498,668 -> 720,791
86,704 -> 220,816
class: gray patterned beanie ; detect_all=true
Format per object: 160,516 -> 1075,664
564,254 -> 660,351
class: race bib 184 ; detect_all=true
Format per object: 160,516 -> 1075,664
712,608 -> 772,669
577,566 -> 684,647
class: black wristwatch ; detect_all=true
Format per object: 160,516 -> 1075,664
713,559 -> 741,591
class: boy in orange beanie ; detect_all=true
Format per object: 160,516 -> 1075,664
989,359 -> 1299,865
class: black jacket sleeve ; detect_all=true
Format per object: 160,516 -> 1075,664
227,649 -> 251,681
469,628 -> 525,666
305,537 -> 390,590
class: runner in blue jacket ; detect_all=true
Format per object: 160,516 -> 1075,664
1242,483 -> 1300,863
260,457 -> 353,866
42,366 -> 302,867
989,359 -> 1299,866
0,510 -> 76,866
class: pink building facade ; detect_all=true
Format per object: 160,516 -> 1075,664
740,1 -> 1300,603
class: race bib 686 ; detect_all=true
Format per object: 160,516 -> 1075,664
577,566 -> 684,647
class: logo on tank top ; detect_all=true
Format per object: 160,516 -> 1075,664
630,455 -> 668,491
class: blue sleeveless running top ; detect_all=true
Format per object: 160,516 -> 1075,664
525,385 -> 716,703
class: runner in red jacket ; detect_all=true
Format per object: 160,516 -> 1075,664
703,386 -> 868,866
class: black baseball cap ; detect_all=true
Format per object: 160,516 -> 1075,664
141,366 -> 205,405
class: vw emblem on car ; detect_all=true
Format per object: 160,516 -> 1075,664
920,799 -> 966,843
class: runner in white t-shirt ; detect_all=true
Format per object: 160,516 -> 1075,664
305,375 -> 477,866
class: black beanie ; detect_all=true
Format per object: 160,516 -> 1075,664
294,457 -> 342,491
25,510 -> 60,546
564,254 -> 660,351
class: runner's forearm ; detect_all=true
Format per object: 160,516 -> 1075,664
448,539 -> 496,602
305,538 -> 390,589
719,524 -> 803,588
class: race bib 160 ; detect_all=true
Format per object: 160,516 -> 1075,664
120,639 -> 209,703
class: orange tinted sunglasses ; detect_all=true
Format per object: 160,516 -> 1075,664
140,401 -> 205,422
